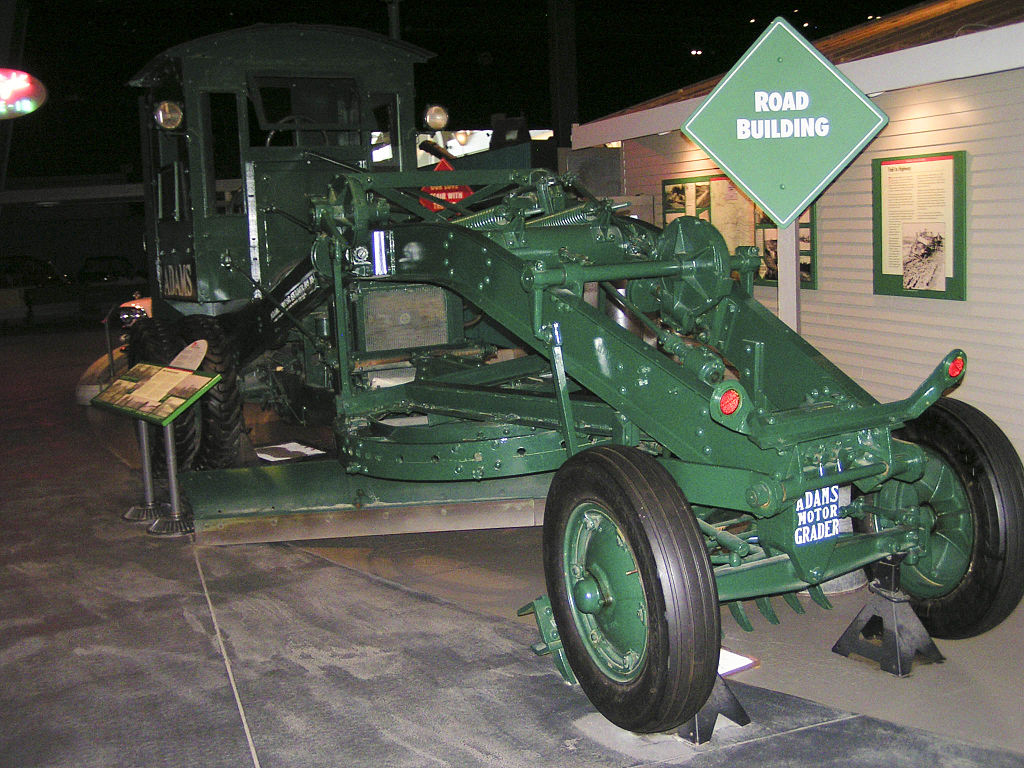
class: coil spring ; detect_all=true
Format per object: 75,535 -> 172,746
457,207 -> 511,230
526,203 -> 597,228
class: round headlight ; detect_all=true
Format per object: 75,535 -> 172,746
423,104 -> 449,131
153,100 -> 184,130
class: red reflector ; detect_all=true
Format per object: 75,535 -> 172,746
948,357 -> 965,378
720,389 -> 741,416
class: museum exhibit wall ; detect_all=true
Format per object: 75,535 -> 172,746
617,66 -> 1024,455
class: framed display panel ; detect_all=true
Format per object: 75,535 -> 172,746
92,363 -> 221,426
662,175 -> 816,288
872,151 -> 966,300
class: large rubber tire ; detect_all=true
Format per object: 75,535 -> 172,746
126,316 -> 198,470
890,398 -> 1024,638
180,315 -> 244,469
543,445 -> 719,733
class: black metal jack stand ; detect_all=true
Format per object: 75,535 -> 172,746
680,674 -> 751,744
832,555 -> 944,676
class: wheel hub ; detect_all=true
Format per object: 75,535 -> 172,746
572,576 -> 604,614
563,503 -> 649,681
874,448 -> 974,598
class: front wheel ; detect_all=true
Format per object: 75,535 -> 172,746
877,398 -> 1024,638
180,315 -> 244,469
543,445 -> 719,733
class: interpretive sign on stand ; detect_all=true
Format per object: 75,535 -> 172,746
91,362 -> 219,424
91,347 -> 219,426
91,341 -> 219,536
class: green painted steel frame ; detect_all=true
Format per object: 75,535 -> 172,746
303,169 -> 972,600
129,28 -> 979,613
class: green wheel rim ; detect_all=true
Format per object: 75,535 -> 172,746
876,449 -> 975,599
562,502 -> 649,682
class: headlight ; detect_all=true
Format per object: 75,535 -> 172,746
423,104 -> 449,131
153,100 -> 184,130
118,305 -> 147,329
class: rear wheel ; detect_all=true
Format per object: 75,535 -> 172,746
876,398 -> 1024,638
543,445 -> 719,733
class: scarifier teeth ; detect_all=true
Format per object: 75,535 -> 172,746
807,585 -> 834,610
755,597 -> 780,624
728,601 -> 754,632
782,592 -> 806,615
730,589 -> 830,632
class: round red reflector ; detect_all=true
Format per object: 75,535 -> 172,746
720,389 -> 741,416
948,357 -> 965,378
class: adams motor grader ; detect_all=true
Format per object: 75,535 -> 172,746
127,24 -> 1024,733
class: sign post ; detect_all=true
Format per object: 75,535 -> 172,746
683,17 -> 888,328
92,341 -> 220,536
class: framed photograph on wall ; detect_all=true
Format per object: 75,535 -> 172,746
754,206 -> 816,288
662,175 -> 817,289
662,178 -> 689,225
872,151 -> 967,300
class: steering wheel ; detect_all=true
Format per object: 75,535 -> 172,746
265,114 -> 328,147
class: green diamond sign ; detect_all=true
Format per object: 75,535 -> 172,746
682,17 -> 887,228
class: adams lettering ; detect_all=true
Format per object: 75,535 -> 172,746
162,262 -> 196,300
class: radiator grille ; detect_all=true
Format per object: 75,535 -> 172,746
362,285 -> 450,351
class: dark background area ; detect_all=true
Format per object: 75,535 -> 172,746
5,0 -> 923,180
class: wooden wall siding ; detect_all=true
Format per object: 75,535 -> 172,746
619,67 -> 1024,453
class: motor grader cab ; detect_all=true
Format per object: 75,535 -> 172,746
128,24 -> 1024,736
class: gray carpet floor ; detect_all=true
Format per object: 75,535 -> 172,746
3,328 -> 1021,767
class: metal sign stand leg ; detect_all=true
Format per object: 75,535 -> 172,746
147,423 -> 194,537
124,420 -> 170,521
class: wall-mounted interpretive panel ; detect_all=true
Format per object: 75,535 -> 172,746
872,151 -> 966,300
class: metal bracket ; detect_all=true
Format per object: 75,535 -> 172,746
831,555 -> 944,676
545,322 -> 582,456
517,594 -> 578,685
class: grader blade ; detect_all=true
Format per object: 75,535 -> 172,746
183,461 -> 551,545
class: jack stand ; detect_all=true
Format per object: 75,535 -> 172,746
680,674 -> 750,744
832,555 -> 944,676
123,420 -> 170,522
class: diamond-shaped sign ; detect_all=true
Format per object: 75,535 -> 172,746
682,18 -> 887,228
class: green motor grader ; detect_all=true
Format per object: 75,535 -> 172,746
128,24 -> 1024,733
